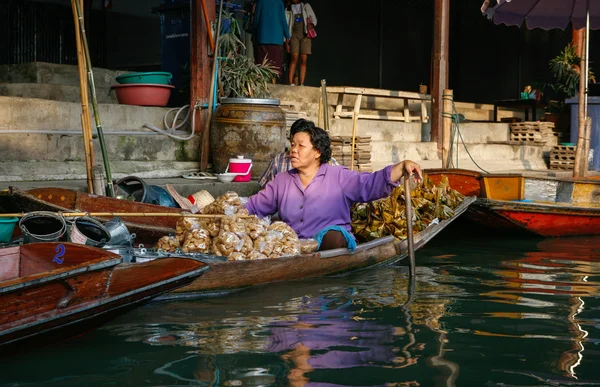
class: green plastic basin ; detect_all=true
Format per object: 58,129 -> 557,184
0,217 -> 18,243
116,72 -> 172,85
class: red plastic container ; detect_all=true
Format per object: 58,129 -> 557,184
111,84 -> 174,107
226,155 -> 253,182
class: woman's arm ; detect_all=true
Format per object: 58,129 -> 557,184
305,3 -> 317,26
339,160 -> 422,203
246,178 -> 280,217
281,2 -> 291,39
389,160 -> 423,183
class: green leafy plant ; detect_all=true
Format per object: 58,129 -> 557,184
221,54 -> 278,98
217,10 -> 277,99
546,43 -> 596,112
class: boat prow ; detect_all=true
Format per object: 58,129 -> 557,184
0,242 -> 209,350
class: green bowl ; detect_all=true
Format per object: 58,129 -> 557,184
116,72 -> 172,85
0,217 -> 18,243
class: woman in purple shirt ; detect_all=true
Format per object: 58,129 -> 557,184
245,120 -> 422,250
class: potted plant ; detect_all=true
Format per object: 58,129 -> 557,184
210,10 -> 287,177
541,43 -> 595,135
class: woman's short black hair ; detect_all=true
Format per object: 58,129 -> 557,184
290,119 -> 332,164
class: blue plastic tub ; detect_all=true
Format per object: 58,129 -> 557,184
115,72 -> 172,85
0,217 -> 18,242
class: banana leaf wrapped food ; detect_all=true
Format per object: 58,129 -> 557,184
351,174 -> 465,242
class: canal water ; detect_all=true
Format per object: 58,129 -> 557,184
1,233 -> 599,386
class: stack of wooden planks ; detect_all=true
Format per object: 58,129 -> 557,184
549,145 -> 576,170
509,122 -> 559,145
330,135 -> 372,172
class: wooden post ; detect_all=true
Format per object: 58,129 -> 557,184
318,91 -> 323,128
321,79 -> 329,131
442,89 -> 453,168
71,0 -> 95,194
573,27 -> 585,57
191,0 -> 215,171
574,27 -> 588,178
431,0 -> 450,156
350,94 -> 363,171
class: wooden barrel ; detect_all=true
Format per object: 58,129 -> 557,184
210,98 -> 286,178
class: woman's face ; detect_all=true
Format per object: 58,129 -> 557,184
290,132 -> 321,170
292,0 -> 301,4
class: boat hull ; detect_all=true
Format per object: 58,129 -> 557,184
164,197 -> 476,298
472,198 -> 600,237
0,243 -> 208,349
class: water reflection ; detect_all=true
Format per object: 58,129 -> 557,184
105,269 -> 438,387
0,235 -> 599,386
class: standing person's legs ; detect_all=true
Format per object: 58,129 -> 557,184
299,37 -> 312,86
288,53 -> 299,85
299,54 -> 308,86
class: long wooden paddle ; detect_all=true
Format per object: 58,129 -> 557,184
0,212 -> 252,219
404,173 -> 416,278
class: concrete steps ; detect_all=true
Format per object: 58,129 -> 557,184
0,161 -> 201,182
0,62 -> 129,89
370,142 -> 549,172
0,96 -> 171,131
0,83 -> 117,104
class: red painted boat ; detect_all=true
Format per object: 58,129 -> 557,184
424,168 -> 483,196
0,242 -> 208,349
470,174 -> 600,237
424,169 -> 600,237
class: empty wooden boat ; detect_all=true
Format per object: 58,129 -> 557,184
0,242 -> 209,349
469,174 -> 600,237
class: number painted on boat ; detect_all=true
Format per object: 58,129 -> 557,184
53,244 -> 66,264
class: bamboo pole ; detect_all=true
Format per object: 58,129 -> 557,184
574,16 -> 589,178
0,212 -> 253,219
404,173 -> 415,278
71,0 -> 95,194
318,90 -> 323,128
350,94 -> 363,171
74,0 -> 114,197
321,79 -> 329,131
442,89 -> 453,168
202,0 -> 225,171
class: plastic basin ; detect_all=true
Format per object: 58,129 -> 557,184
111,84 -> 174,107
116,72 -> 172,85
0,217 -> 18,243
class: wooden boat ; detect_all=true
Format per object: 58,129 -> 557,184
469,174 -> 600,237
5,186 -> 476,296
424,168 -> 483,196
0,242 -> 208,349
6,187 -> 183,245
162,197 -> 476,298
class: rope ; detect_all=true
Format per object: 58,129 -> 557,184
142,102 -> 206,141
442,94 -> 489,174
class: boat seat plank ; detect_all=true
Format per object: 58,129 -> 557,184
0,247 -> 19,282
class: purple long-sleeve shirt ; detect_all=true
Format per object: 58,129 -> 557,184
245,163 -> 399,239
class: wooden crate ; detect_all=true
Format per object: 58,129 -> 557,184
550,160 -> 574,170
509,121 -> 558,145
549,145 -> 576,170
510,131 -> 544,143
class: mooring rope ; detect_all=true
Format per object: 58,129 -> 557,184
442,93 -> 489,174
